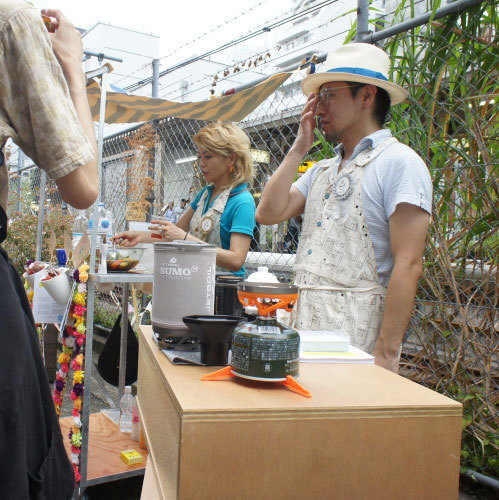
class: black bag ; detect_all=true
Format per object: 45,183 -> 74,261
97,314 -> 139,386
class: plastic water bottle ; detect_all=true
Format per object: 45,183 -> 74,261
119,386 -> 134,433
131,396 -> 140,441
72,210 -> 88,249
97,202 -> 108,236
105,209 -> 114,240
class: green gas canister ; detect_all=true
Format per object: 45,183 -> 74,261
231,282 -> 300,381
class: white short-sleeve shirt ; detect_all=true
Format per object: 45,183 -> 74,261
293,129 -> 432,286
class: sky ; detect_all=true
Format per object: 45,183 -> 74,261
33,0 -> 293,62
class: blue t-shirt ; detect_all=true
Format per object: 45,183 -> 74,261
190,183 -> 255,276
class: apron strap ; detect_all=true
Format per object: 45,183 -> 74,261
298,283 -> 386,295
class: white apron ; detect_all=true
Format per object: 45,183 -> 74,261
291,137 -> 398,354
190,185 -> 232,272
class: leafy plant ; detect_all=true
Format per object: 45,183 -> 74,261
378,0 -> 497,477
3,205 -> 73,274
125,123 -> 158,219
311,0 -> 498,477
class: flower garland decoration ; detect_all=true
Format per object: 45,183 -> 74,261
52,263 -> 89,483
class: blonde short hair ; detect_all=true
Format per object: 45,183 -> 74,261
193,122 -> 254,187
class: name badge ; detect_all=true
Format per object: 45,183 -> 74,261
333,173 -> 353,201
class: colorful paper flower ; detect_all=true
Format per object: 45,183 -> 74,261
58,352 -> 71,364
73,293 -> 86,305
64,336 -> 75,348
73,466 -> 81,483
55,380 -> 65,392
71,432 -> 82,447
73,305 -> 86,316
73,371 -> 84,384
72,383 -> 84,397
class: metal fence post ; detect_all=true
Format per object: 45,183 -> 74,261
356,0 -> 370,42
80,65 -> 110,494
35,169 -> 47,261
16,149 -> 23,212
89,68 -> 110,272
152,58 -> 160,98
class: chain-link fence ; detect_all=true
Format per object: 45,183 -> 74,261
4,0 -> 497,478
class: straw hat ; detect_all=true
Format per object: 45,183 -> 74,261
302,43 -> 408,105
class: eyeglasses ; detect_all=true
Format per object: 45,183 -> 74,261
317,85 -> 356,107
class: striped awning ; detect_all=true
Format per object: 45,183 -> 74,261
86,73 -> 292,124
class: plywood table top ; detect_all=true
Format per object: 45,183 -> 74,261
139,325 -> 461,422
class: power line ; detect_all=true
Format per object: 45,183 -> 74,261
110,0 -> 272,88
125,0 -> 340,92
159,0 -> 269,64
157,0 -> 351,100
159,0 -> 438,103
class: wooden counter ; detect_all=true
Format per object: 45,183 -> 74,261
137,325 -> 462,500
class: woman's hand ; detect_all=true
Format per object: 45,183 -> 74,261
149,220 -> 187,242
111,231 -> 148,247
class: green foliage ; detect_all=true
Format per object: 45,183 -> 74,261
312,0 -> 499,477
379,0 -> 498,477
94,303 -> 120,330
2,206 -> 73,274
310,129 -> 336,161
447,385 -> 499,475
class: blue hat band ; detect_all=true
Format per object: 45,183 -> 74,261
327,67 -> 388,81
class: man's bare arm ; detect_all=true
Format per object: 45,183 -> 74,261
373,203 -> 430,373
43,9 -> 98,209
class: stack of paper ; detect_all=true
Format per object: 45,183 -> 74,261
300,345 -> 374,364
298,330 -> 350,352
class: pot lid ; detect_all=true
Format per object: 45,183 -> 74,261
154,241 -> 216,251
237,282 -> 298,295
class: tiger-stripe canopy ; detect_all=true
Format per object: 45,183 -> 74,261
86,72 -> 292,124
